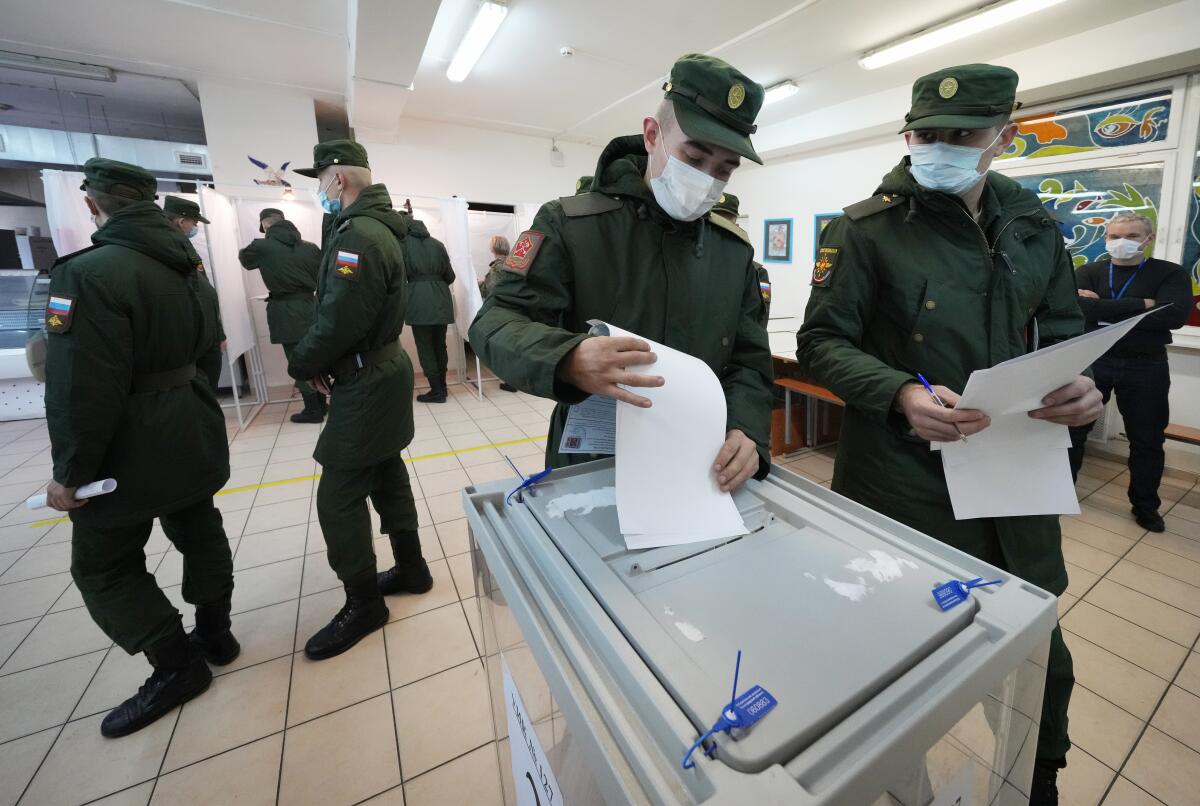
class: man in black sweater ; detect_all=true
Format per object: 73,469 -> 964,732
1068,212 -> 1193,532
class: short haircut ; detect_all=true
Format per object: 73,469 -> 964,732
321,164 -> 372,190
86,188 -> 138,216
655,98 -> 678,134
261,214 -> 284,229
1108,212 -> 1154,237
490,235 -> 510,256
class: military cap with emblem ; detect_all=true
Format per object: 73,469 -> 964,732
162,195 -> 211,224
900,63 -> 1021,132
711,192 -> 741,218
79,157 -> 158,201
293,140 -> 370,177
662,53 -> 765,164
574,176 -> 593,194
258,207 -> 284,233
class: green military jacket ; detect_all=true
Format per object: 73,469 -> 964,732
194,263 -> 225,389
45,202 -> 229,527
288,184 -> 414,469
237,220 -> 319,344
470,135 -> 773,473
796,158 -> 1083,594
480,258 -> 504,300
401,218 -> 456,326
708,211 -> 772,326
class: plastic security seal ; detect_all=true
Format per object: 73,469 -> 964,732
682,650 -> 778,770
932,577 -> 1002,611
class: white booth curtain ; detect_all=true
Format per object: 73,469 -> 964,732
41,169 -> 95,257
197,188 -> 255,360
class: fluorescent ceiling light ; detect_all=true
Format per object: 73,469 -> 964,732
763,80 -> 799,106
446,1 -> 508,83
0,50 -> 116,82
858,0 -> 1069,70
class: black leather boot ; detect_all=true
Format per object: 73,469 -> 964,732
101,625 -> 212,738
377,532 -> 434,596
1029,760 -> 1061,806
416,375 -> 447,404
499,382 -> 517,393
304,574 -> 389,661
188,600 -> 241,666
290,393 -> 327,424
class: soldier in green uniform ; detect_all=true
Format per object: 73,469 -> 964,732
163,195 -> 226,389
401,214 -> 457,404
711,192 -> 771,325
796,65 -> 1103,805
470,54 -> 772,491
290,141 -> 432,660
44,160 -> 239,738
238,208 -> 325,422
477,236 -> 517,393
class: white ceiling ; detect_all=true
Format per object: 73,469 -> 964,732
0,0 -> 1188,147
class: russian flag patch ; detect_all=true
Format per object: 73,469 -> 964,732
334,250 -> 360,281
45,294 -> 76,333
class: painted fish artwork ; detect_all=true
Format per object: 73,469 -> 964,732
1182,158 -> 1200,327
1000,91 -> 1171,161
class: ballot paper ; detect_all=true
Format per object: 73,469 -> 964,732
559,394 -> 616,455
938,309 -> 1160,519
25,478 -> 117,510
588,321 -> 746,549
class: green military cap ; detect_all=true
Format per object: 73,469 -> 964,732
574,176 -> 593,194
258,207 -> 284,232
711,192 -> 740,217
293,139 -> 370,177
78,157 -> 158,201
900,63 -> 1021,133
662,54 -> 765,165
162,195 -> 210,224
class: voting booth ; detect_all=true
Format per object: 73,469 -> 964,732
463,459 -> 1056,805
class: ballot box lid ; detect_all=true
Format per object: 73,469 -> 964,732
465,459 -> 1057,776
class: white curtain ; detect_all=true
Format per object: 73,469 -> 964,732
437,198 -> 478,340
198,188 -> 255,359
41,169 -> 94,257
515,202 -> 541,237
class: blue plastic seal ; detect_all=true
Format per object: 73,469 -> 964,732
933,577 -> 1003,611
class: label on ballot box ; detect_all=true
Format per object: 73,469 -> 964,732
933,578 -> 1002,612
728,685 -> 777,731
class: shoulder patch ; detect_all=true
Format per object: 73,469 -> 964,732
505,231 -> 545,273
842,193 -> 906,221
558,192 -> 624,218
333,250 -> 360,281
45,294 -> 76,333
812,247 -> 838,287
708,213 -> 751,246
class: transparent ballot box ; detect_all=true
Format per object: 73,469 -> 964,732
463,459 -> 1054,805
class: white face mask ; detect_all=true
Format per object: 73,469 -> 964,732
648,123 -> 726,222
1107,237 -> 1147,261
908,129 -> 1004,196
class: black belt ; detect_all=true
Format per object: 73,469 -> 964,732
331,341 -> 402,380
269,291 -> 314,300
133,363 -> 197,393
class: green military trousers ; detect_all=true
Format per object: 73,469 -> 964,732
281,343 -> 323,407
316,453 -> 419,583
71,498 -> 234,654
410,324 -> 449,381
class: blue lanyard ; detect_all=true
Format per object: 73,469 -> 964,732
1108,259 -> 1146,300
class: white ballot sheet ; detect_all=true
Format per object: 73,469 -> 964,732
589,321 -> 746,548
26,478 -> 117,510
558,395 -> 616,455
939,310 -> 1159,519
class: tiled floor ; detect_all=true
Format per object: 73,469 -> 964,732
0,384 -> 1197,805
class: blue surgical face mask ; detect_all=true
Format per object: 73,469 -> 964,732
316,175 -> 342,215
186,226 -> 198,239
908,129 -> 1004,195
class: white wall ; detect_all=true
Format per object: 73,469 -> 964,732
361,119 -> 602,207
0,206 -> 49,234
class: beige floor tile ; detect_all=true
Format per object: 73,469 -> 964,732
243,498 -> 312,536
0,540 -> 71,583
215,599 -> 300,677
151,732 -> 282,806
229,435 -> 277,454
385,559 -> 458,623
1065,563 -> 1102,599
1062,601 -> 1188,680
162,656 -> 290,772
416,525 -> 443,561
269,443 -> 320,463
234,523 -> 309,570
0,617 -> 35,665
1164,513 -> 1200,541
1102,777 -> 1165,806
1058,593 -> 1079,618
1126,543 -> 1200,587
1107,560 -> 1200,617
498,439 -> 543,459
0,521 -> 50,554
301,552 -> 341,597
384,603 -> 477,689
403,743 -> 502,806
1167,501 -> 1200,526
23,709 -> 175,806
412,468 -> 472,499
446,552 -> 475,600
1151,686 -> 1200,754
1064,631 -> 1169,720
288,630 -> 389,727
0,606 -> 112,674
279,694 -> 402,806
1059,518 -> 1137,557
0,572 -> 72,625
1062,538 -> 1121,576
230,556 -> 303,615
214,489 -> 258,513
440,419 -> 486,437
1083,579 -> 1200,647
458,447 -> 505,468
1075,505 -> 1147,539
1058,746 -> 1115,806
73,647 -> 152,720
407,438 -> 451,457
0,726 -> 58,806
229,448 -> 271,471
448,432 -> 495,451
1177,653 -> 1200,698
1124,727 -> 1200,806
462,598 -> 483,656
394,659 -> 493,779
425,491 -> 465,524
1084,492 -> 1138,520
1143,530 -> 1200,564
360,785 -> 406,804
411,454 -> 462,477
224,468 -> 266,490
435,519 -> 470,557
1067,684 -> 1144,770
466,461 -> 519,486
294,588 -> 345,653
252,478 -> 314,507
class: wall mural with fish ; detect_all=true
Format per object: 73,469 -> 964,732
998,91 -> 1171,162
1013,165 -> 1163,268
1182,150 -> 1200,327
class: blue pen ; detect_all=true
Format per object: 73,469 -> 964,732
917,373 -> 967,443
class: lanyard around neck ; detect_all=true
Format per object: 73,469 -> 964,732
1108,258 -> 1147,300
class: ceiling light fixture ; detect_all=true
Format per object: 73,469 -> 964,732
858,0 -> 1069,70
763,80 -> 799,106
446,1 -> 509,83
0,50 -> 116,82
282,187 -> 295,201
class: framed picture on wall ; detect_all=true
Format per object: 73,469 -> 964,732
763,218 -> 792,263
813,213 -> 842,261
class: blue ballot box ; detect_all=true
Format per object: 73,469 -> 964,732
463,459 -> 1055,805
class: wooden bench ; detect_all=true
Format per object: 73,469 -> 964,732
1165,424 -> 1200,446
774,378 -> 844,451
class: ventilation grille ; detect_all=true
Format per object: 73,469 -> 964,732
174,151 -> 206,167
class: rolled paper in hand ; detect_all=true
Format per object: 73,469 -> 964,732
26,478 -> 118,510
